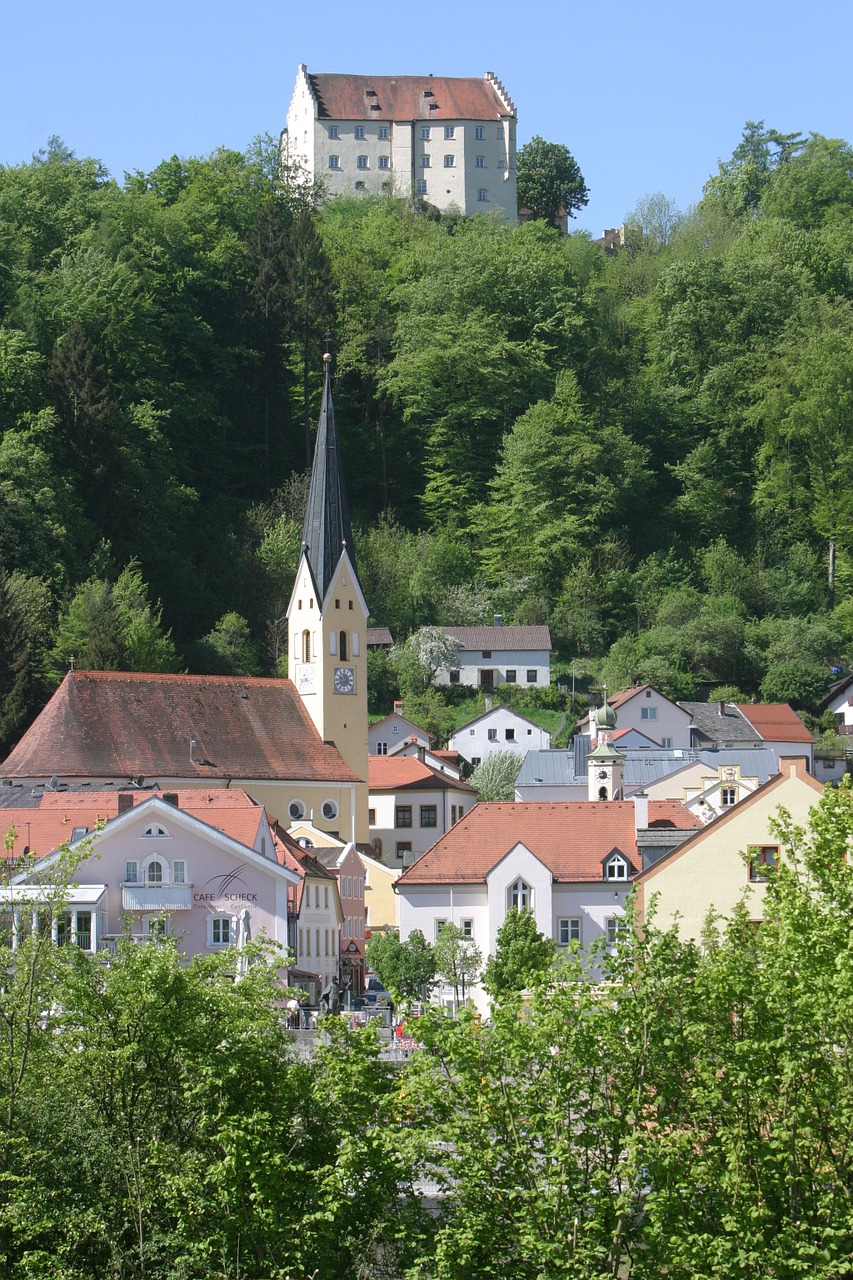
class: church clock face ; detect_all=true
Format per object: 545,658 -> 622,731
597,769 -> 609,780
334,666 -> 355,695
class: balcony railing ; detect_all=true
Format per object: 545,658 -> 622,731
121,883 -> 193,912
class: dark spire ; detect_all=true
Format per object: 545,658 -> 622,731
301,345 -> 356,601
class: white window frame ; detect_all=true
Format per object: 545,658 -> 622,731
321,799 -> 339,822
209,915 -> 232,947
721,787 -> 737,807
443,154 -> 455,168
605,916 -> 621,948
475,126 -> 485,140
420,127 -> 431,140
605,855 -> 629,881
415,178 -> 427,195
328,156 -> 340,170
508,878 -> 531,911
475,155 -> 485,168
378,155 -> 390,169
378,126 -> 389,140
327,126 -> 339,139
421,155 -> 431,168
558,917 -> 581,946
444,126 -> 455,139
356,155 -> 369,170
354,126 -> 365,140
641,706 -> 658,721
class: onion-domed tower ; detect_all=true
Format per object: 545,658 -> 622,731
587,688 -> 625,801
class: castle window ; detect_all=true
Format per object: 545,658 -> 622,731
378,126 -> 389,139
378,156 -> 390,169
328,156 -> 340,170
421,155 -> 431,168
421,127 -> 430,140
444,154 -> 455,168
476,156 -> 485,168
475,126 -> 485,140
327,126 -> 339,139
356,155 -> 368,169
354,126 -> 365,139
444,126 -> 455,139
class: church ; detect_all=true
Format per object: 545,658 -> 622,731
0,353 -> 372,845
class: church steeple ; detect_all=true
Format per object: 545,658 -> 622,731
301,348 -> 356,603
287,344 -> 369,844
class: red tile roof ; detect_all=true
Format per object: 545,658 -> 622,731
1,672 -> 360,784
368,756 -> 475,793
309,73 -> 513,122
397,800 -> 701,885
735,703 -> 814,745
0,787 -> 268,860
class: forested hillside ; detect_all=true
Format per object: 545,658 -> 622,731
2,125 -> 853,750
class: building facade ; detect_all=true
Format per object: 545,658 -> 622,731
284,66 -> 517,219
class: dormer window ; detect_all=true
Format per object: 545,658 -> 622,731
605,855 -> 629,881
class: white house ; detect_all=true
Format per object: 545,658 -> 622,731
1,789 -> 300,963
577,685 -> 693,749
447,705 -> 550,767
369,703 -> 431,756
396,797 -> 700,1014
284,66 -> 517,219
368,756 -> 475,866
433,624 -> 552,691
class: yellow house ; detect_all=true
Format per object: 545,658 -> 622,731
361,850 -> 400,934
635,757 -> 823,941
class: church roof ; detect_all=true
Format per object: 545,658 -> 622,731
0,672 -> 361,785
302,358 -> 356,602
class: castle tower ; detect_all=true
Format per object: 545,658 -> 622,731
587,688 -> 625,801
287,350 -> 369,841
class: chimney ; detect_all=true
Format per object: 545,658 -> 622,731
393,700 -> 403,717
633,791 -> 649,833
117,793 -> 134,815
417,744 -> 426,764
493,613 -> 503,627
718,701 -> 725,716
163,793 -> 179,808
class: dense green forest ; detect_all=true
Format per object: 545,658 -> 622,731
2,125 -> 853,750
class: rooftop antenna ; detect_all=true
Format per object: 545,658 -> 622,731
69,655 -> 75,672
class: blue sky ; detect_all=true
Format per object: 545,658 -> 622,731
4,0 -> 852,234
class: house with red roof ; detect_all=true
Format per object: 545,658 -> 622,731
284,67 -> 517,219
395,797 -> 700,1013
0,788 -> 301,967
678,699 -> 814,770
577,685 -> 693,750
368,756 -> 475,867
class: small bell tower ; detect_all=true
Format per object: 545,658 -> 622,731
587,688 -> 625,801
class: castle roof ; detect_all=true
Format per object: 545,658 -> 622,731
307,72 -> 515,122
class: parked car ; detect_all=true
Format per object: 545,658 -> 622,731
363,976 -> 392,1007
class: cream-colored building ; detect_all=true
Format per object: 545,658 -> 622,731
284,66 -> 517,219
362,851 -> 400,934
636,757 -> 823,942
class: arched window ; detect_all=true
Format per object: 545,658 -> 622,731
147,859 -> 164,884
302,630 -> 311,662
508,878 -> 531,911
143,824 -> 168,838
339,631 -> 348,661
598,786 -> 608,801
